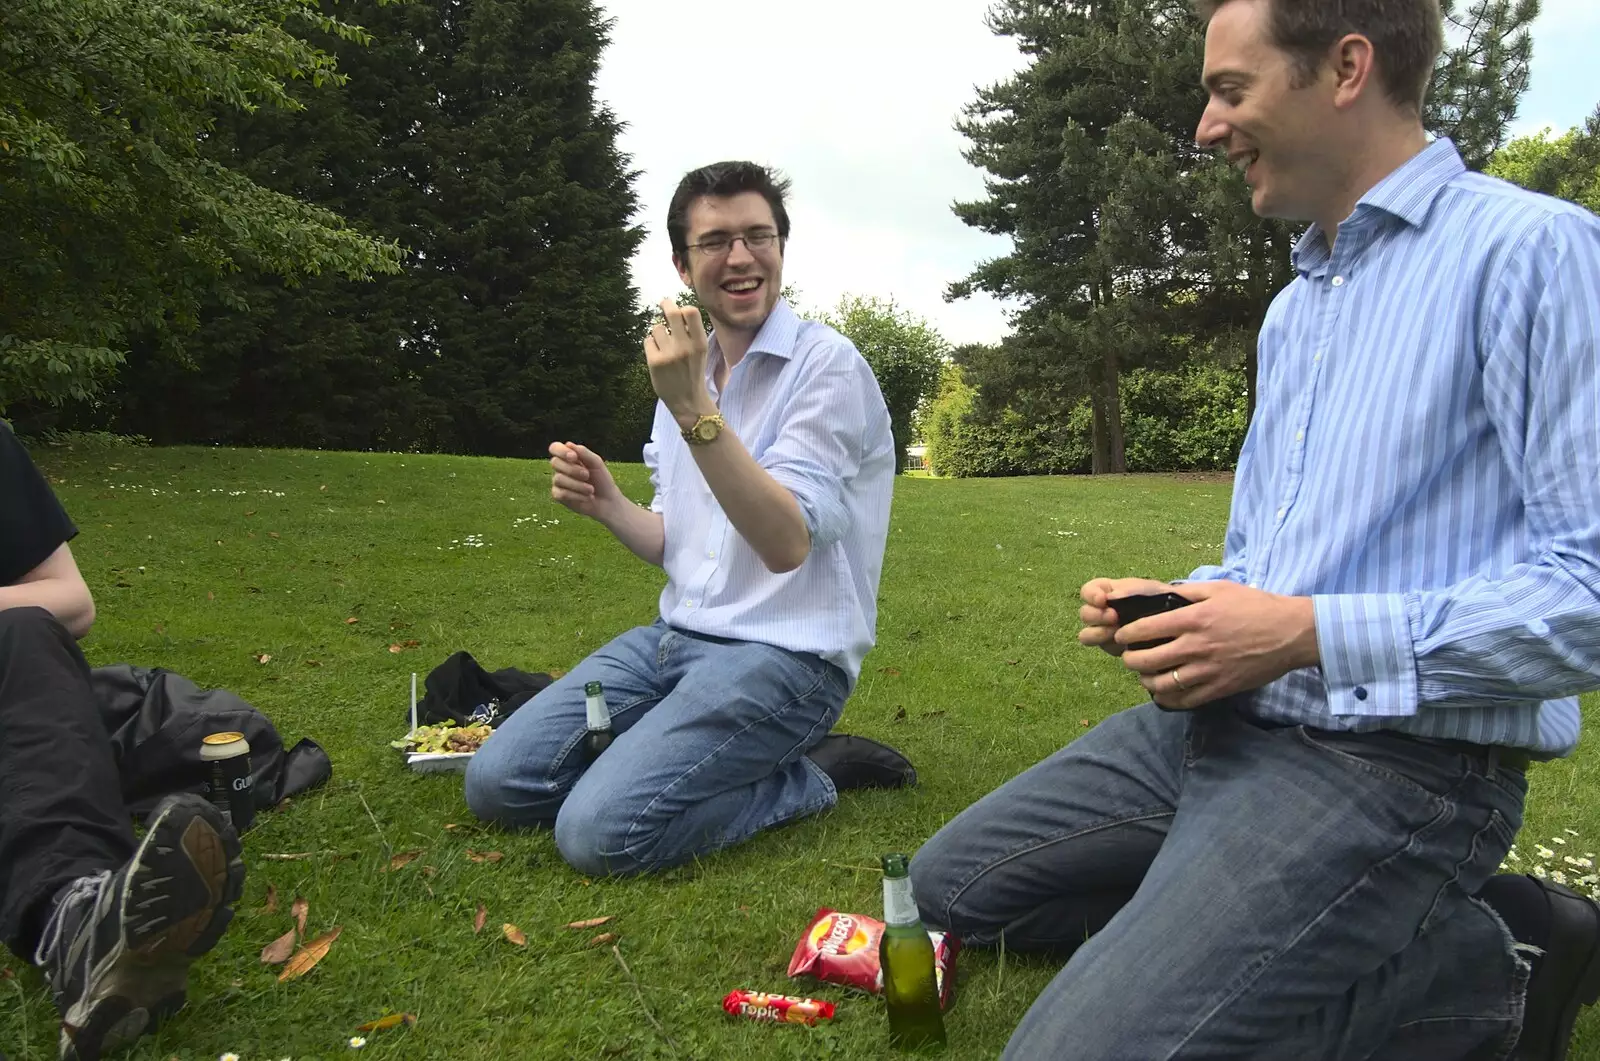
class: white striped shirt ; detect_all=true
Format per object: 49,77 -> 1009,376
643,300 -> 895,684
1189,137 -> 1600,756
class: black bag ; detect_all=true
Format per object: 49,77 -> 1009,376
90,664 -> 333,821
413,650 -> 553,729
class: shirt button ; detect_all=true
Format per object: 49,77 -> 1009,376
684,600 -> 695,609
1354,686 -> 1369,701
1295,430 -> 1305,442
707,550 -> 716,559
1276,507 -> 1286,521
1332,276 -> 1345,287
1314,352 -> 1323,363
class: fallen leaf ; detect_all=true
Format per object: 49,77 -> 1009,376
587,932 -> 618,948
474,904 -> 487,934
467,849 -> 504,864
304,659 -> 322,667
269,532 -> 280,540
388,644 -> 403,653
154,623 -> 166,634
401,638 -> 420,648
320,484 -> 328,491
247,586 -> 262,593
278,926 -> 341,982
264,884 -> 279,914
422,865 -> 437,878
357,1013 -> 417,1033
244,510 -> 256,517
443,823 -> 460,831
548,668 -> 568,679
880,666 -> 902,676
260,929 -> 297,965
207,591 -> 215,601
292,896 -> 308,938
1006,659 -> 1021,666
564,916 -> 612,930
256,653 -> 272,664
345,616 -> 360,625
1080,719 -> 1092,727
502,923 -> 527,946
387,850 -> 423,871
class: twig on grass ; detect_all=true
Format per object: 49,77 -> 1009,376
612,943 -> 678,1055
261,851 -> 341,862
357,789 -> 390,853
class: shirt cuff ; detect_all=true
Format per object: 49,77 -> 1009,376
767,469 -> 848,550
1312,593 -> 1420,718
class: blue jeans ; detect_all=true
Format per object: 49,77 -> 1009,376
463,622 -> 847,876
910,701 -> 1530,1060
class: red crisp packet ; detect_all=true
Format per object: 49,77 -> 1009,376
787,908 -> 960,1009
723,990 -> 836,1026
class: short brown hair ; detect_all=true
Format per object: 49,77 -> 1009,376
1195,0 -> 1443,112
666,161 -> 791,261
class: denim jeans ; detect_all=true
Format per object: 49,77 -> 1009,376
909,701 -> 1530,1060
464,622 -> 848,876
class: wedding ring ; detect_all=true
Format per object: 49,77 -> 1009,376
1171,668 -> 1186,691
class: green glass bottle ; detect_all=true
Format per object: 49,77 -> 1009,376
583,680 -> 613,759
880,852 -> 946,1052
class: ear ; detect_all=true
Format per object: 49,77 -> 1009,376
672,252 -> 693,289
1329,32 -> 1377,110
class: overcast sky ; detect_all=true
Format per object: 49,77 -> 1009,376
594,0 -> 1600,347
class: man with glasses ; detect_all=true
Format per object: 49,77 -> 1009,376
466,160 -> 915,876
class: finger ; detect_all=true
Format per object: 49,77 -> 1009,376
681,305 -> 704,334
646,323 -> 671,356
658,299 -> 683,333
1080,578 -> 1116,607
1079,602 -> 1117,626
571,444 -> 605,472
552,480 -> 596,501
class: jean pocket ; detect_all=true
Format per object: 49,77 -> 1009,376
1293,727 -> 1463,804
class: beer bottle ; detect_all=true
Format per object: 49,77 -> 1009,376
583,680 -> 614,759
880,852 -> 946,1051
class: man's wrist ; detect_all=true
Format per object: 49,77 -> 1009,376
1287,595 -> 1320,670
672,400 -> 720,433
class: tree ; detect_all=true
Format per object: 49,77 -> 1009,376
948,0 -> 1538,474
819,294 -> 948,474
0,0 -> 402,411
100,0 -> 648,459
1427,0 -> 1541,170
1486,105 -> 1600,213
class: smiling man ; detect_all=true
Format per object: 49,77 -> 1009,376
909,1 -> 1600,1059
464,161 -> 914,876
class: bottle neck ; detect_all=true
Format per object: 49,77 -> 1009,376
585,692 -> 609,730
883,874 -> 919,927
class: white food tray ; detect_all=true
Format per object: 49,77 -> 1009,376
400,672 -> 476,773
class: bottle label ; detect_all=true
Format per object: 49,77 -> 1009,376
585,692 -> 609,730
883,875 -> 919,926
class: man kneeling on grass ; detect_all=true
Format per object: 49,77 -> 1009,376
0,420 -> 246,1061
464,161 -> 915,876
909,1 -> 1600,1058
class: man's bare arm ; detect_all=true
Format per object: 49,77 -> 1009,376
0,542 -> 96,638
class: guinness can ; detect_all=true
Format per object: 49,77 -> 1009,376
200,731 -> 255,833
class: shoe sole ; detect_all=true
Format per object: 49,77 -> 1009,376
1520,886 -> 1600,1061
59,796 -> 246,1061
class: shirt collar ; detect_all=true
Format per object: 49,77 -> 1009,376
707,298 -> 801,380
1292,137 -> 1466,274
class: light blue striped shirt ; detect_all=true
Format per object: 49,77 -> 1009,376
643,300 -> 896,685
1188,137 -> 1600,757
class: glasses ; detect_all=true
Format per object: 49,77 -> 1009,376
687,231 -> 782,258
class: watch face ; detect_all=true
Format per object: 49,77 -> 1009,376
695,419 -> 719,441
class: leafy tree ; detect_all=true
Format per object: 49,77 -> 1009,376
818,295 -> 948,474
0,0 -> 402,410
1486,104 -> 1600,213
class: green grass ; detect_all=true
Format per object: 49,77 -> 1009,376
2,446 -> 1598,1060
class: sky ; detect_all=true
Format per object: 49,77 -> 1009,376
593,0 -> 1600,347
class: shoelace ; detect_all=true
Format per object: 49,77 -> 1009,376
32,870 -> 113,969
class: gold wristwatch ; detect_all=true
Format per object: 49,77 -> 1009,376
682,413 -> 726,445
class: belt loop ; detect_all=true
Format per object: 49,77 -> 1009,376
1486,746 -> 1501,778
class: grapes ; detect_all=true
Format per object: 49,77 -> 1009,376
391,723 -> 493,755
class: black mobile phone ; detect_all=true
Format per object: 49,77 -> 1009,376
1107,591 -> 1192,651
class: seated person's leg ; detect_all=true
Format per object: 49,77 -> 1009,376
550,629 -> 849,877
464,624 -> 666,827
0,607 -> 244,1061
997,713 -> 1525,1061
908,701 -> 1187,955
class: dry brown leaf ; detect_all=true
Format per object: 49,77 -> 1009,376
387,850 -> 423,871
400,638 -> 420,648
320,484 -> 328,492
474,903 -> 487,934
278,926 -> 341,982
388,644 -> 403,654
356,1013 -> 417,1033
443,823 -> 460,831
880,666 -> 902,676
564,916 -> 612,930
304,659 -> 322,667
344,616 -> 360,624
260,929 -> 296,965
256,654 -> 272,664
1006,658 -> 1021,665
292,896 -> 308,938
244,510 -> 256,517
466,849 -> 504,864
502,923 -> 527,946
422,865 -> 437,878
264,884 -> 279,914
586,932 -> 618,948
207,591 -> 215,601
1080,719 -> 1092,727
268,532 -> 280,540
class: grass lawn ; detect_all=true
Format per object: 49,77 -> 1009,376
3,444 -> 1598,1061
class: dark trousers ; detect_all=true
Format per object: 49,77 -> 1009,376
0,607 -> 134,959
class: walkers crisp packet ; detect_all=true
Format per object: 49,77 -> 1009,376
786,908 -> 960,1009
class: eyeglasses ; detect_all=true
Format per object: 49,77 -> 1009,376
687,231 -> 782,258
